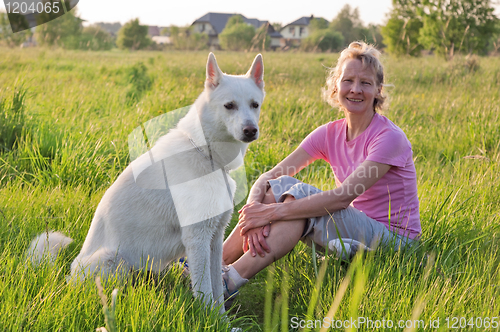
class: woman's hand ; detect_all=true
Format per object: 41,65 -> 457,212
243,224 -> 271,257
238,202 -> 279,235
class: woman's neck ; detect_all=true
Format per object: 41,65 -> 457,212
345,110 -> 375,141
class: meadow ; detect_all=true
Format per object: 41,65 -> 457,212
0,47 -> 499,331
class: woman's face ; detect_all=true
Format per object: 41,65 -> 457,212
337,58 -> 381,115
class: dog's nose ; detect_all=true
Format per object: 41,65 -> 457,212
243,126 -> 258,139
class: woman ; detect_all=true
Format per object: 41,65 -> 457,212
221,42 -> 421,300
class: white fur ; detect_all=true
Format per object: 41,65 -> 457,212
28,53 -> 265,313
28,231 -> 73,264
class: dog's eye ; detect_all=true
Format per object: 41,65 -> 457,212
251,102 -> 259,109
224,102 -> 235,110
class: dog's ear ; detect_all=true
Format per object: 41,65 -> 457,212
205,53 -> 223,90
246,54 -> 264,89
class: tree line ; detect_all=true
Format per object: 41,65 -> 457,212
382,0 -> 500,57
1,1 -> 499,57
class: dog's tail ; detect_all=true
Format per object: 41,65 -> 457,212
27,231 -> 73,264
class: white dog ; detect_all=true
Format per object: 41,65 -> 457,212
29,53 -> 265,312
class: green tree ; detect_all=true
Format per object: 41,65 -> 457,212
488,20 -> 500,54
79,25 -> 114,50
365,24 -> 385,47
219,15 -> 255,51
169,26 -> 184,49
169,25 -> 208,50
116,18 -> 151,50
330,4 -> 365,46
418,0 -> 498,57
381,13 -> 424,56
0,13 -> 32,47
272,22 -> 283,32
309,17 -> 329,31
250,23 -> 271,51
35,8 -> 82,49
225,15 -> 246,29
383,0 -> 499,58
301,29 -> 344,52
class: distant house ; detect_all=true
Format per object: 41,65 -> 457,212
152,36 -> 171,45
148,26 -> 161,37
280,15 -> 328,46
191,12 -> 283,49
147,26 -> 172,45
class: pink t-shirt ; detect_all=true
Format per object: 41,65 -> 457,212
300,113 -> 421,239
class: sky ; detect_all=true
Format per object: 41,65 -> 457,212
75,0 -> 395,27
0,0 -> 395,27
1,0 -> 499,28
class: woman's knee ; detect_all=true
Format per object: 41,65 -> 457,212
267,218 -> 305,259
282,195 -> 296,203
263,183 -> 298,205
262,186 -> 277,204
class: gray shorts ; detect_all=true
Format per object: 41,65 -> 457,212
268,175 -> 417,253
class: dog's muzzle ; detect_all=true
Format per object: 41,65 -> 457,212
242,125 -> 258,142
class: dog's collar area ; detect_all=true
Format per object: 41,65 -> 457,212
185,134 -> 229,174
184,133 -> 234,207
188,136 -> 211,162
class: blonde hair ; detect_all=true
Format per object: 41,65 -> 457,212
324,41 -> 386,112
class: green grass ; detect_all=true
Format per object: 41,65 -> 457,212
1,47 -> 499,331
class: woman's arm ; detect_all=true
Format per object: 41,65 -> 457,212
238,159 -> 392,234
238,147 -> 315,256
245,147 -> 316,204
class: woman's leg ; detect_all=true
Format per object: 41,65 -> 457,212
225,195 -> 306,279
223,187 -> 277,265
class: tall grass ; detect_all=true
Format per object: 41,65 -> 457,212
0,47 -> 499,331
0,87 -> 26,153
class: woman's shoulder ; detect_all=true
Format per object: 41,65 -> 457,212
369,114 -> 412,148
324,117 -> 346,131
372,114 -> 409,139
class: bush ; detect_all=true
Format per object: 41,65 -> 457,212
79,25 -> 114,50
447,54 -> 481,77
35,8 -> 82,49
301,29 -> 344,52
219,16 -> 255,51
125,62 -> 152,105
250,24 -> 271,51
225,15 -> 245,29
117,19 -> 151,50
169,26 -> 208,50
23,8 -> 114,51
